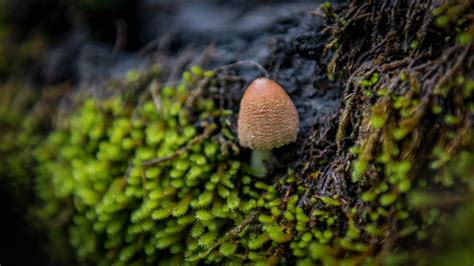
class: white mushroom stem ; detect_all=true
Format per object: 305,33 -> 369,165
251,150 -> 272,177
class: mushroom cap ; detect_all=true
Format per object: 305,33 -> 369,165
238,77 -> 299,150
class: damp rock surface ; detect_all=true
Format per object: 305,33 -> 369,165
39,0 -> 342,153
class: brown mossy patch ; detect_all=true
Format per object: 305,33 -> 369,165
220,0 -> 474,264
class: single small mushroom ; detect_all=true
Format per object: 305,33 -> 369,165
237,77 -> 300,176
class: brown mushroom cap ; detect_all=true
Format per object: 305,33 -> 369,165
238,77 -> 300,150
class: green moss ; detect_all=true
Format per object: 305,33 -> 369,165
25,68 -> 273,265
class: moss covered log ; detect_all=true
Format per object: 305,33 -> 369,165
0,0 -> 473,265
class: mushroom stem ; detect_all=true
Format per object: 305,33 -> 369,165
251,150 -> 272,177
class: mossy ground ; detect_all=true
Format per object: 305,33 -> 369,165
0,1 -> 473,265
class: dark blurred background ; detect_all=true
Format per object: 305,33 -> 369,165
0,0 -> 327,82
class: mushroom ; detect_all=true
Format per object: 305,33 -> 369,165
237,77 -> 300,176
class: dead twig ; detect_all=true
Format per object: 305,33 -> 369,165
143,124 -> 217,166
